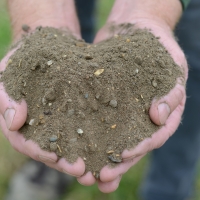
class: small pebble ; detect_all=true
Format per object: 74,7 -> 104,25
78,62 -> 81,65
111,124 -> 117,129
108,155 -> 122,163
85,54 -> 93,60
49,103 -> 52,106
109,100 -> 118,108
67,99 -> 72,103
47,60 -> 53,66
135,56 -> 142,65
49,135 -> 58,142
22,24 -> 30,32
152,80 -> 157,87
50,143 -> 57,151
44,111 -> 52,115
95,93 -> 100,99
77,128 -> 83,136
84,93 -> 89,99
29,119 -> 35,126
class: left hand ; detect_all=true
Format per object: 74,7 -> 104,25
76,0 -> 188,193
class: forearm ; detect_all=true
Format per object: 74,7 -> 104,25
107,0 -> 182,31
7,0 -> 80,42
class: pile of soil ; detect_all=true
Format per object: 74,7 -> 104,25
0,27 -> 182,177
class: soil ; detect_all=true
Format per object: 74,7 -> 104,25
0,26 -> 182,177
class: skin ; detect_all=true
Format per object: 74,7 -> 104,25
0,0 -> 187,193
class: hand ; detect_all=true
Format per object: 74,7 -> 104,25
0,0 -> 86,178
77,0 -> 188,193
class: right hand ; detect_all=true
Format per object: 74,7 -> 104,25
0,49 -> 87,178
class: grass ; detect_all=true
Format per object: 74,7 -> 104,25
0,0 -> 199,200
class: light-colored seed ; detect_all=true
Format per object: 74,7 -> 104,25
109,100 -> 118,108
29,119 -> 35,126
111,124 -> 117,129
47,60 -> 53,66
94,69 -> 104,76
107,150 -> 114,154
57,144 -> 62,153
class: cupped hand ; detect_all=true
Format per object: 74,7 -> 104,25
0,47 -> 86,178
77,15 -> 188,192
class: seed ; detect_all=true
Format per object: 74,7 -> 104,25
109,100 -> 117,108
49,135 -> 58,142
107,150 -> 114,154
57,144 -> 62,153
94,69 -> 104,76
67,99 -> 72,103
29,119 -> 35,126
111,124 -> 117,129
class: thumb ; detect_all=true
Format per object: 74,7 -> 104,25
149,82 -> 185,125
0,87 -> 27,131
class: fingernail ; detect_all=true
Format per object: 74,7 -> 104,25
63,169 -> 80,178
4,108 -> 15,130
158,103 -> 170,125
38,155 -> 57,163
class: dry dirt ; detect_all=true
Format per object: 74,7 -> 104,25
0,26 -> 182,177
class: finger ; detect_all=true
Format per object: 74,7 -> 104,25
77,171 -> 96,186
97,175 -> 122,193
46,157 -> 85,177
149,82 -> 185,125
1,114 -> 86,177
122,96 -> 185,160
0,115 -> 58,163
100,155 -> 143,182
0,86 -> 27,131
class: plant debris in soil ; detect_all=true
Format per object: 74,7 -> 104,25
0,26 -> 182,176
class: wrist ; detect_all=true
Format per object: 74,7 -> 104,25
8,0 -> 81,43
107,0 -> 182,31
